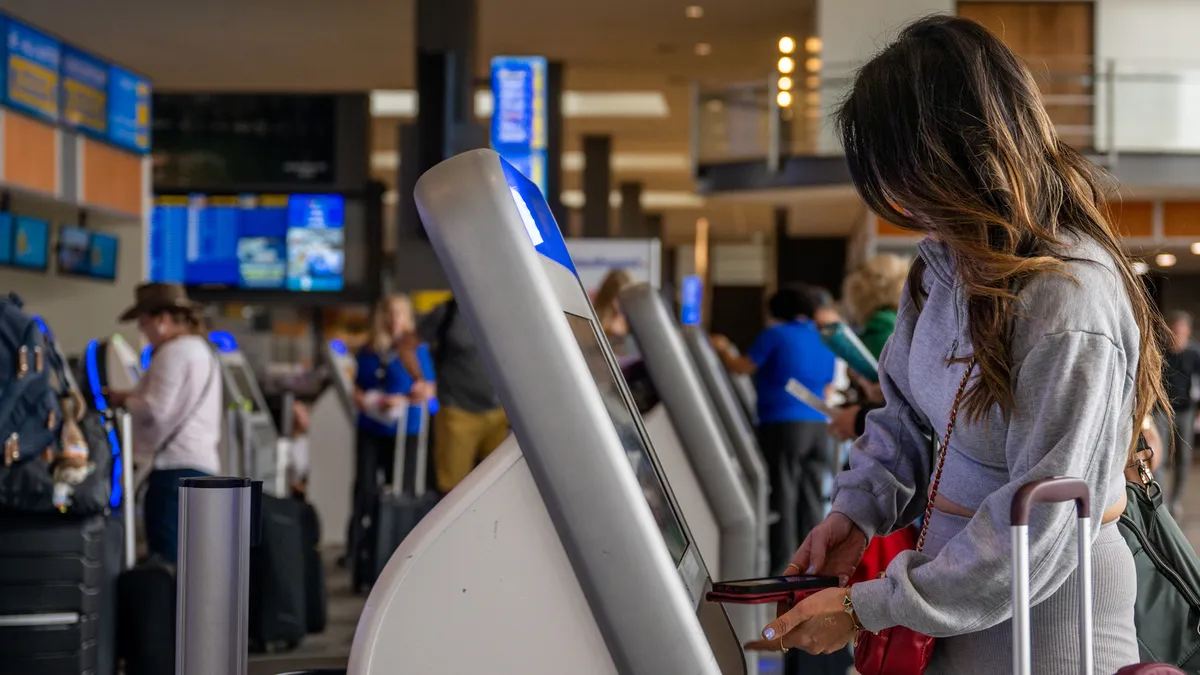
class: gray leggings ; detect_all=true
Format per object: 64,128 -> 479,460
923,515 -> 1138,675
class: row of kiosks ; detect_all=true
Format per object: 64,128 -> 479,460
348,149 -> 745,674
307,338 -> 358,547
208,331 -> 286,497
620,285 -> 766,672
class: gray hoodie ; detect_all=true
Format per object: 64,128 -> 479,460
835,234 -> 1138,637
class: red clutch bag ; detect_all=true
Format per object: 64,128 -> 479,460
853,362 -> 972,675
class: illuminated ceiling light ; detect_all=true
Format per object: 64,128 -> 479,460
705,98 -> 723,113
695,42 -> 712,56
778,76 -> 793,91
777,90 -> 793,107
685,5 -> 704,18
777,56 -> 795,74
779,36 -> 796,54
1157,253 -> 1177,267
805,37 -> 822,53
1191,242 -> 1200,255
806,75 -> 820,89
370,90 -> 671,118
805,57 -> 822,73
1133,261 -> 1150,275
805,91 -> 820,107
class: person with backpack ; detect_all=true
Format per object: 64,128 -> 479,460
106,283 -> 221,563
406,298 -> 507,495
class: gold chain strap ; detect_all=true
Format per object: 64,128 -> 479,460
915,360 -> 976,554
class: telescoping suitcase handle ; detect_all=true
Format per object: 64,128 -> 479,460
1010,477 -> 1093,675
390,402 -> 431,498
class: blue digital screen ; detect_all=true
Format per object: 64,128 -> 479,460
5,18 -> 60,122
88,232 -> 118,280
499,156 -> 575,277
681,275 -> 703,326
490,56 -> 548,197
57,224 -> 90,275
150,193 -> 345,292
13,216 -> 49,270
61,45 -> 107,135
107,65 -> 150,153
0,213 -> 11,265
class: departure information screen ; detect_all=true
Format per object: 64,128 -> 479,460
150,193 -> 344,291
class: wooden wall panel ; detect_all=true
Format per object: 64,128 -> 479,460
82,139 -> 143,217
3,112 -> 57,194
1105,201 -> 1154,238
1163,202 -> 1200,238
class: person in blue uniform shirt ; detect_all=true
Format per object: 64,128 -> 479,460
346,294 -> 434,574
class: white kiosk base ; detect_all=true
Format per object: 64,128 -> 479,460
307,388 -> 355,548
349,435 -> 619,675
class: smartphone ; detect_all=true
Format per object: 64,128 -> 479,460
706,575 -> 839,606
785,379 -> 835,418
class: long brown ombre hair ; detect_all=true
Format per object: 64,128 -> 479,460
837,15 -> 1168,449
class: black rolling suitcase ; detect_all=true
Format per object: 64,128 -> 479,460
116,557 -> 176,675
250,493 -> 308,652
371,404 -> 437,582
298,496 -> 328,634
0,513 -> 122,675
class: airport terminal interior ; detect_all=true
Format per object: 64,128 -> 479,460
4,0 -> 1200,674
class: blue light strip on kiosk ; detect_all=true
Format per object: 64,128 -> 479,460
209,330 -> 238,353
140,345 -> 152,371
329,338 -> 347,356
84,339 -> 124,509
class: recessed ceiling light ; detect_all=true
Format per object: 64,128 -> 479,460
778,76 -> 793,91
1157,253 -> 1177,267
1133,261 -> 1150,275
705,98 -> 723,113
805,57 -> 822,73
805,37 -> 823,53
685,5 -> 704,19
1191,242 -> 1200,255
777,90 -> 793,107
806,75 -> 820,89
695,42 -> 712,56
778,56 -> 795,74
779,36 -> 796,54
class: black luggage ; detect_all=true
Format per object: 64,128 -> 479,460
298,496 -> 328,634
370,405 -> 437,583
0,513 -> 122,675
250,493 -> 308,652
116,558 -> 176,675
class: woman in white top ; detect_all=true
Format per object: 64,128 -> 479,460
108,283 -> 222,563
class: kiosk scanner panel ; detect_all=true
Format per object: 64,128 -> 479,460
352,149 -> 741,674
307,339 -> 358,547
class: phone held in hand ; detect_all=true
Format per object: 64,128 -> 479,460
706,575 -> 839,605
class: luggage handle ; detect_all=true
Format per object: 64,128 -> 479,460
1011,477 -> 1093,675
389,402 -> 430,498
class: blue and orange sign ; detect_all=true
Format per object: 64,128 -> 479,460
61,46 -> 107,134
5,18 -> 60,122
491,55 -> 548,198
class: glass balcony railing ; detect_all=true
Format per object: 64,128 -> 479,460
692,59 -> 1200,172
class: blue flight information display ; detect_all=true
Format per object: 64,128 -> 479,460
4,18 -> 60,122
490,56 -> 548,198
150,193 -> 345,292
13,215 -> 48,270
88,232 -> 118,280
61,45 -> 108,135
0,213 -> 11,265
108,65 -> 150,153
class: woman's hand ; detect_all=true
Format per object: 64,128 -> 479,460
830,406 -> 860,441
746,587 -> 858,654
104,389 -> 129,407
409,381 -> 436,402
791,512 -> 867,585
709,334 -> 731,352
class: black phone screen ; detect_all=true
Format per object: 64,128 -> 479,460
712,575 -> 838,594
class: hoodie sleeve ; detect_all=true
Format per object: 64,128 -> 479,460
848,330 -> 1130,636
829,297 -> 935,541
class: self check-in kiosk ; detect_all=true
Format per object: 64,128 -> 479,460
307,338 -> 358,547
209,331 -> 285,496
348,149 -> 743,674
76,334 -> 140,529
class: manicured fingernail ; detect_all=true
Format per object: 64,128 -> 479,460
763,627 -> 776,640
807,566 -> 815,573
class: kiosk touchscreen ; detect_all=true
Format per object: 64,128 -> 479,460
349,149 -> 742,675
307,338 -> 358,547
209,331 -> 284,495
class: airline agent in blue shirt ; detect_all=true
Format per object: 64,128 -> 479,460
712,284 -> 837,572
347,294 -> 434,581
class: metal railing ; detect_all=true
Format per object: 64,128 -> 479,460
692,59 -> 1200,174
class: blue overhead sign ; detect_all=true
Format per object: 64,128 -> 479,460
5,18 -> 60,122
108,65 -> 151,153
61,46 -> 108,134
681,275 -> 702,326
490,55 -> 548,198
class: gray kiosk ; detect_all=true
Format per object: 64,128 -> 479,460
209,332 -> 285,496
307,339 -> 358,547
348,149 -> 744,674
620,285 -> 762,667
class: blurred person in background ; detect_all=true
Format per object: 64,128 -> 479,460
711,284 -> 837,571
1160,310 -> 1200,516
828,254 -> 911,441
414,297 -> 508,494
347,294 -> 433,567
592,268 -> 639,361
109,283 -> 221,564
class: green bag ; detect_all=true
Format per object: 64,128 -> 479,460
1117,438 -> 1200,671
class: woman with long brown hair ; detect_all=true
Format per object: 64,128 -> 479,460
754,16 -> 1166,673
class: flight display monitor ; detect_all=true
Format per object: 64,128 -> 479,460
0,212 -> 12,265
57,225 -> 120,280
12,216 -> 49,270
150,193 -> 345,291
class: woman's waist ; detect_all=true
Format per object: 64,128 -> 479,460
932,491 -> 1126,525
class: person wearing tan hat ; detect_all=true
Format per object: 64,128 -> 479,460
107,283 -> 221,563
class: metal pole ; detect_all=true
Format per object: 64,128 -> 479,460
767,74 -> 781,173
1105,58 -> 1118,169
1078,517 -> 1094,675
689,82 -> 701,180
1011,525 -> 1031,675
116,410 -> 136,569
176,477 -> 253,675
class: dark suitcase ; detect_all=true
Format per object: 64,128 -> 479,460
298,497 -> 328,634
370,405 -> 436,584
250,493 -> 307,652
0,513 -> 121,675
116,558 -> 176,675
